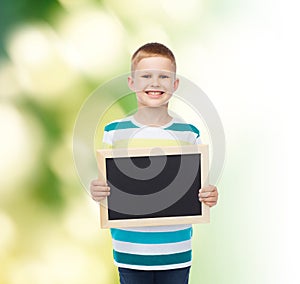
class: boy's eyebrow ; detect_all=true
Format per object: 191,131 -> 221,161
131,69 -> 176,78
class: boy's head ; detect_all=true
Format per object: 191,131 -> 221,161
131,42 -> 176,73
128,42 -> 179,109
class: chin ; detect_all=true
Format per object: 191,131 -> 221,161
147,102 -> 169,108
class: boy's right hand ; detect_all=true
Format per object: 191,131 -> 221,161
90,179 -> 110,202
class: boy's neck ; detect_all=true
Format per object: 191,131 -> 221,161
133,106 -> 173,127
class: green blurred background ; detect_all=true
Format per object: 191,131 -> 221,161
0,0 -> 296,283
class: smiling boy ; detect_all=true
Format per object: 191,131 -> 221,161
90,43 -> 218,284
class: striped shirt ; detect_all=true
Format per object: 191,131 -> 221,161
102,115 -> 201,270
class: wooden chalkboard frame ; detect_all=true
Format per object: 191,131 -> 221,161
96,145 -> 209,229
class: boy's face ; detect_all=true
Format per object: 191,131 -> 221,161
128,57 -> 179,108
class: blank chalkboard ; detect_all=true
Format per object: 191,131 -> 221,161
96,145 -> 209,228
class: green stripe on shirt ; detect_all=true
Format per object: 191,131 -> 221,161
111,228 -> 192,244
113,250 -> 192,266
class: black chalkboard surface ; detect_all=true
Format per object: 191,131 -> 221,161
97,145 -> 209,228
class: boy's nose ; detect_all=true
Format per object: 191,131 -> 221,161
150,76 -> 160,87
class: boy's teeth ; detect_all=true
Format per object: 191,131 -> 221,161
148,91 -> 162,95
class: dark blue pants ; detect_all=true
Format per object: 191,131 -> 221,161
118,266 -> 190,284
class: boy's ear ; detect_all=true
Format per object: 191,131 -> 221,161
128,76 -> 135,91
173,77 -> 179,92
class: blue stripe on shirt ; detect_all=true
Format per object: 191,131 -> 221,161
165,123 -> 200,138
113,250 -> 192,266
104,121 -> 139,131
111,227 -> 193,244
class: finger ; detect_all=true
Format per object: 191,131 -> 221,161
91,190 -> 109,198
91,186 -> 110,192
91,180 -> 108,186
92,190 -> 110,197
199,191 -> 218,198
199,197 -> 217,203
92,192 -> 110,201
199,185 -> 217,193
199,197 -> 218,204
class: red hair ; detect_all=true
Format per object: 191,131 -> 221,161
131,42 -> 176,72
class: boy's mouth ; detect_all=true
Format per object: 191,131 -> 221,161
145,90 -> 165,97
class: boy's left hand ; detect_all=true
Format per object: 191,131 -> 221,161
198,185 -> 218,207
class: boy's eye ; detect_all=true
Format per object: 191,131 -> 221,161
160,75 -> 170,79
141,74 -> 151,78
